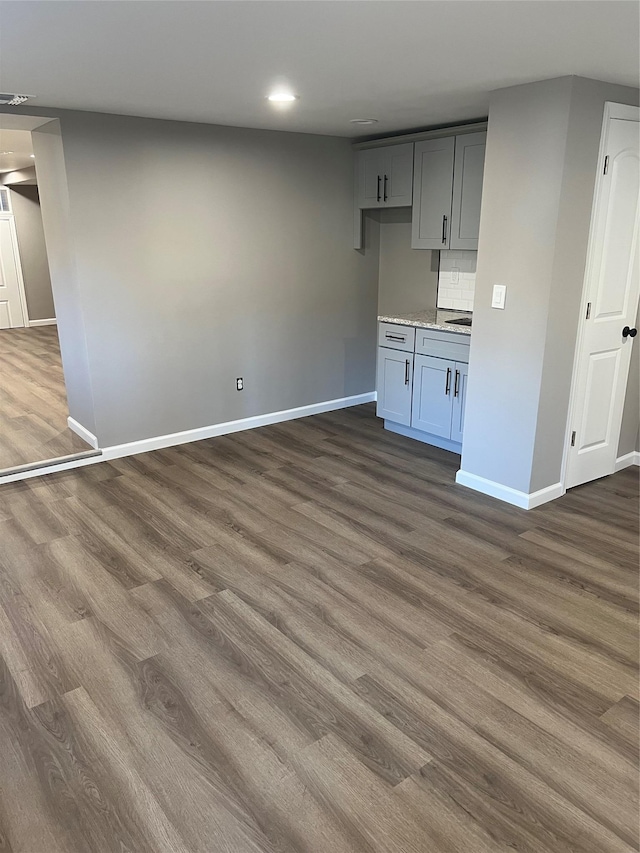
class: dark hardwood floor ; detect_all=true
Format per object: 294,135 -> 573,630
0,403 -> 638,852
0,326 -> 91,471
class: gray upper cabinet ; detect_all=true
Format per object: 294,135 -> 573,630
450,131 -> 486,250
356,143 -> 413,209
411,131 -> 486,250
411,137 -> 455,249
357,148 -> 387,208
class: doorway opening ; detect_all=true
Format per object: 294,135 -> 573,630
0,121 -> 99,476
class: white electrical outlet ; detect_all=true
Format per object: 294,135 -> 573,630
236,377 -> 244,391
491,285 -> 507,309
451,267 -> 459,284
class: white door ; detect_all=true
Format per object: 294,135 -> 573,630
0,216 -> 26,329
566,108 -> 640,489
411,354 -> 454,438
376,347 -> 413,426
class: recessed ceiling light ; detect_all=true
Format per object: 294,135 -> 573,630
350,119 -> 378,125
267,91 -> 299,103
0,151 -> 14,156
30,154 -> 35,158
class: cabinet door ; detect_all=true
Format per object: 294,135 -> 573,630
411,137 -> 455,249
450,131 -> 486,250
356,148 -> 385,209
383,143 -> 414,207
411,355 -> 454,437
376,347 -> 413,426
450,361 -> 469,443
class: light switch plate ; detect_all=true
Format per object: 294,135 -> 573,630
491,284 -> 506,309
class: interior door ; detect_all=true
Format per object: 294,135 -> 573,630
566,112 -> 640,489
0,216 -> 26,329
411,354 -> 454,437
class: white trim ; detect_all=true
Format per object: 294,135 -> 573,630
0,392 -> 376,486
615,450 -> 640,471
0,212 -> 29,327
28,318 -> 56,327
0,451 -> 101,486
67,416 -> 99,449
455,470 -> 565,510
100,392 -> 376,461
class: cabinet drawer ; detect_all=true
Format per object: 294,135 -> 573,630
378,323 -> 416,352
414,328 -> 470,362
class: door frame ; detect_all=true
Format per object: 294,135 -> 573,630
0,208 -> 30,329
561,101 -> 640,491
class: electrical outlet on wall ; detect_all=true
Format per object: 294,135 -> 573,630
236,377 -> 244,391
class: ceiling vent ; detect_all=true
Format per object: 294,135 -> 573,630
0,94 -> 33,106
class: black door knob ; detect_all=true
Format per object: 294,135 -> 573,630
622,326 -> 638,338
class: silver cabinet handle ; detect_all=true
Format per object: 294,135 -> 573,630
405,359 -> 410,385
454,369 -> 460,397
377,175 -> 381,202
383,174 -> 388,202
445,367 -> 452,395
442,215 -> 448,244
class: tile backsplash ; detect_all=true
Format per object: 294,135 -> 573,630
437,250 -> 477,312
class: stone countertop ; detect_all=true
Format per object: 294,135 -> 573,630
378,308 -> 472,336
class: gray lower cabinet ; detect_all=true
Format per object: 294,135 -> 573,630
450,361 -> 469,443
376,323 -> 470,449
376,346 -> 413,426
411,356 -> 469,441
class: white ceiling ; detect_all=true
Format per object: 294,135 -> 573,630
0,129 -> 34,173
0,1 -> 638,138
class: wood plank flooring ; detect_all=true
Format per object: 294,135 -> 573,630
0,402 -> 637,852
0,326 -> 90,470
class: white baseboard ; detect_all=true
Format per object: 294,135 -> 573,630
67,416 -> 99,449
1,392 -> 375,486
455,469 -> 565,510
28,318 -> 56,327
615,450 -> 640,471
100,392 -> 376,461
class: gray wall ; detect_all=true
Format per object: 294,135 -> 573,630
31,110 -> 379,446
376,208 -> 438,314
462,76 -> 639,495
32,120 -> 96,435
9,186 -> 55,321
